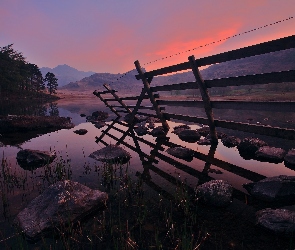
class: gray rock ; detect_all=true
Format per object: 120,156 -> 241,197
197,137 -> 212,145
284,149 -> 295,168
14,180 -> 108,240
150,126 -> 166,137
92,111 -> 108,120
166,147 -> 194,159
243,175 -> 295,202
255,146 -> 286,163
73,129 -> 88,135
196,180 -> 233,207
237,137 -> 268,159
196,127 -> 226,139
178,129 -> 201,143
256,208 -> 295,234
89,145 -> 131,164
94,121 -> 106,129
221,136 -> 241,148
172,125 -> 190,135
134,125 -> 148,136
16,149 -> 56,170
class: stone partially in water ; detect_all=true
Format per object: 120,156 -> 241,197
73,129 -> 88,135
89,145 -> 131,163
196,180 -> 233,207
150,126 -> 166,137
255,146 -> 286,163
14,180 -> 108,241
237,137 -> 268,159
166,147 -> 194,160
16,149 -> 56,170
243,175 -> 295,202
284,149 -> 295,168
221,136 -> 241,148
172,125 -> 190,135
92,111 -> 109,120
135,125 -> 148,136
178,129 -> 201,143
94,121 -> 106,129
256,208 -> 295,235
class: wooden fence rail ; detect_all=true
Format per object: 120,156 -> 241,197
94,34 -> 295,141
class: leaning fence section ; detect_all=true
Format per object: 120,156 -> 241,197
94,34 -> 295,140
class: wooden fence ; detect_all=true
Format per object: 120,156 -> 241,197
94,34 -> 295,141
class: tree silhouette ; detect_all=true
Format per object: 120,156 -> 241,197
44,72 -> 58,95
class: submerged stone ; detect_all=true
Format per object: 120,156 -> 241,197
256,208 -> 295,235
284,149 -> 295,168
196,180 -> 233,207
73,129 -> 88,135
166,147 -> 194,160
243,175 -> 295,202
89,145 -> 131,163
221,136 -> 241,148
255,146 -> 286,163
14,180 -> 108,241
178,129 -> 201,143
16,149 -> 56,170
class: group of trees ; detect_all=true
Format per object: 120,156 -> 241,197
0,44 -> 58,96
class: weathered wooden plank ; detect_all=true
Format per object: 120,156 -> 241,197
136,35 -> 295,79
215,120 -> 295,140
151,81 -> 197,92
163,112 -> 209,124
158,100 -> 295,112
206,70 -> 295,88
93,90 -> 120,117
189,55 -> 218,143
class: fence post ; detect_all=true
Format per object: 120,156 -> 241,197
134,60 -> 169,131
188,55 -> 218,143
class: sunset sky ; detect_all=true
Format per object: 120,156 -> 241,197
1,0 -> 294,73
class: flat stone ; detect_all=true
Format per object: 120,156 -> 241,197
197,138 -> 212,145
237,137 -> 268,159
243,175 -> 295,202
196,180 -> 233,207
178,129 -> 201,143
89,145 -> 131,164
150,126 -> 166,137
135,125 -> 148,136
92,111 -> 108,120
196,127 -> 210,136
255,146 -> 286,163
256,208 -> 295,235
94,121 -> 106,129
16,149 -> 56,170
14,180 -> 108,240
284,149 -> 295,168
221,136 -> 241,148
73,129 -> 88,135
166,147 -> 194,159
172,125 -> 190,135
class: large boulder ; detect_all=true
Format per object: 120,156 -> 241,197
255,146 -> 286,163
196,180 -> 233,207
178,129 -> 201,143
284,149 -> 295,168
16,149 -> 56,170
256,208 -> 295,235
166,147 -> 194,160
89,145 -> 131,164
221,136 -> 241,148
237,137 -> 268,159
14,180 -> 108,241
243,175 -> 295,202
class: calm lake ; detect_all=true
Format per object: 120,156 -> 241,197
1,95 -> 295,249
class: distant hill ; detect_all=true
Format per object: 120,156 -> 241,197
60,48 -> 295,94
40,64 -> 96,87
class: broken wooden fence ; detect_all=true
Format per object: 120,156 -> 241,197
94,34 -> 295,141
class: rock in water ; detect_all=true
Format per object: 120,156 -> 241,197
284,149 -> 295,168
150,126 -> 166,137
243,175 -> 295,202
256,208 -> 295,234
16,149 -> 56,170
237,137 -> 267,159
73,129 -> 88,135
196,180 -> 233,207
178,129 -> 201,143
255,146 -> 286,163
14,180 -> 108,240
221,136 -> 241,148
135,125 -> 148,136
166,147 -> 194,160
89,145 -> 131,163
172,125 -> 190,135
